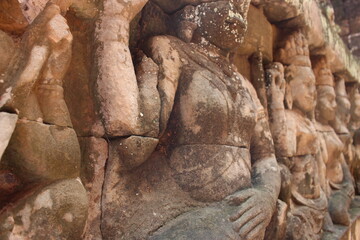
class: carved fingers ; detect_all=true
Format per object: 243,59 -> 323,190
266,62 -> 285,109
267,63 -> 285,94
227,188 -> 273,240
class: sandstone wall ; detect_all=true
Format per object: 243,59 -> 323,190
331,0 -> 360,57
0,0 -> 360,239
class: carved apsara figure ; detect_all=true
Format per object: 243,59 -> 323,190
330,76 -> 354,171
349,87 -> 360,194
352,128 -> 360,194
101,0 -> 280,239
313,55 -> 354,226
267,31 -> 327,240
0,2 -> 87,239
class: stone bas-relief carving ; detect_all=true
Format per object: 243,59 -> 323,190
0,2 -> 88,239
350,87 -> 360,196
102,0 -> 281,239
313,55 -> 354,227
331,76 -> 354,181
267,31 -> 328,240
1,0 -> 360,239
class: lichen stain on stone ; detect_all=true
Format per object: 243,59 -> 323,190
0,87 -> 12,107
16,204 -> 32,231
63,212 -> 74,223
33,190 -> 53,211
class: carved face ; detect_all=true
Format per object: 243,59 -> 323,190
288,66 -> 316,114
316,85 -> 337,122
313,57 -> 333,86
196,0 -> 250,50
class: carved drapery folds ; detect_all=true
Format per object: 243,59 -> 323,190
0,0 -> 360,240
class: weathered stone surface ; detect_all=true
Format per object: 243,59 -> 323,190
0,0 -> 29,33
0,30 -> 15,76
331,0 -> 360,57
109,135 -> 158,171
268,32 -> 327,239
260,0 -> 303,23
312,55 -> 355,229
0,169 -> 21,200
264,199 -> 288,240
79,137 -> 108,240
149,203 -> 240,240
0,178 -> 88,240
237,5 -> 273,61
0,0 -> 360,239
136,54 -> 161,137
276,0 -> 360,83
0,2 -> 91,239
18,0 -> 50,23
94,0 -> 149,137
63,12 -> 105,137
1,120 -> 80,183
0,113 -> 17,160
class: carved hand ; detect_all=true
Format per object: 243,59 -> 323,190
227,188 -> 275,240
266,62 -> 285,110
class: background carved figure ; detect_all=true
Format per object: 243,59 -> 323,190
313,55 -> 354,227
350,87 -> 360,195
330,76 -> 354,175
267,31 -> 327,240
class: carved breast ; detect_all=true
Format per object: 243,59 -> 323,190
323,130 -> 344,184
171,66 -> 257,148
165,45 -> 257,202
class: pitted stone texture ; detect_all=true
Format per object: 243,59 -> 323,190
109,135 -> 158,171
0,113 -> 17,160
275,0 -> 360,83
0,0 -> 29,33
18,0 -> 50,23
79,137 -> 108,240
0,30 -> 15,76
237,5 -> 273,61
0,179 -> 88,240
149,203 -> 240,240
150,0 -> 210,13
136,54 -> 161,137
1,120 -> 81,183
13,0 -> 97,23
63,12 -> 104,137
332,0 -> 360,57
94,0 -> 149,137
257,0 -> 303,23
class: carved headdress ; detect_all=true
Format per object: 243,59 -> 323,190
275,31 -> 311,67
312,55 -> 334,86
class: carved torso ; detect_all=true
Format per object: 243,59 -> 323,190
284,110 -> 322,199
110,35 -> 274,238
316,122 -> 344,186
164,36 -> 265,202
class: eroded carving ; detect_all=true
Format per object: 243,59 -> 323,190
0,2 -> 87,239
101,1 -> 280,239
313,55 -> 354,227
0,0 -> 360,239
268,31 -> 327,240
